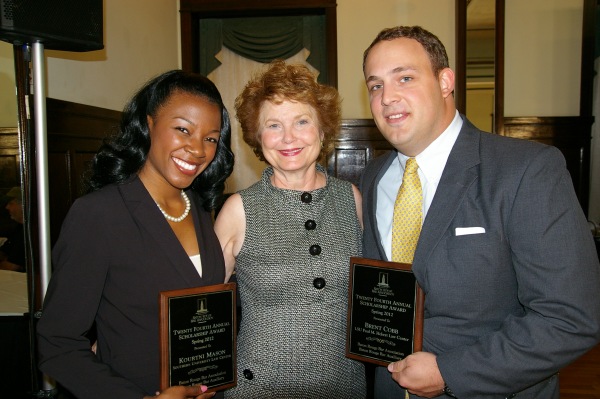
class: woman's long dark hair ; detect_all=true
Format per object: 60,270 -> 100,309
85,70 -> 234,211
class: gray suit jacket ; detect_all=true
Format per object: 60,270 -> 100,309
37,176 -> 226,399
361,117 -> 600,398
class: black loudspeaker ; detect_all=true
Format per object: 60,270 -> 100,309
0,0 -> 103,52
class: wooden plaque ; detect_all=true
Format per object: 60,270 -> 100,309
346,257 -> 425,366
159,283 -> 237,391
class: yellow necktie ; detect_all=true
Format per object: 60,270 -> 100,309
391,158 -> 422,264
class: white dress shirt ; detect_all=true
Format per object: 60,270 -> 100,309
190,254 -> 203,277
376,111 -> 463,260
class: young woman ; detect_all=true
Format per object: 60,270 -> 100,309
37,70 -> 234,399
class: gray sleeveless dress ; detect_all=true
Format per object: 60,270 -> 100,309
224,165 -> 366,399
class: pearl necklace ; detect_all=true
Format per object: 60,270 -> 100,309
155,190 -> 191,223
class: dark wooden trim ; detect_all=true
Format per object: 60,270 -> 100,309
0,127 -> 19,148
326,119 -> 392,187
46,98 -> 121,141
0,127 -> 20,189
455,0 -> 504,134
179,10 -> 195,72
179,0 -> 338,87
324,6 -> 338,87
337,119 -> 380,141
502,116 -> 593,140
494,0 -> 505,136
455,0 -> 467,114
180,0 -> 337,11
580,0 -> 595,116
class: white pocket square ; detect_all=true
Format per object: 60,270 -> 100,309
455,227 -> 486,236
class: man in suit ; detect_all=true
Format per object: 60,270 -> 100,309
361,25 -> 600,398
0,187 -> 25,272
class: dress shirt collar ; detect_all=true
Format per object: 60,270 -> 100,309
397,110 -> 463,185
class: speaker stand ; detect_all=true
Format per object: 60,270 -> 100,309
31,41 -> 57,399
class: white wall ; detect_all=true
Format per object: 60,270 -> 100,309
505,0 -> 582,116
1,1 -> 455,127
0,1 -> 460,126
0,41 -> 17,126
1,0 -> 596,219
45,0 -> 179,112
337,0 -> 455,119
1,1 -> 587,122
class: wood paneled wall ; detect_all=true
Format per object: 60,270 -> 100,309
325,119 -> 392,187
0,128 -> 21,189
0,127 -> 21,235
46,98 -> 121,245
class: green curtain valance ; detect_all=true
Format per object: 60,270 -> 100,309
199,15 -> 327,83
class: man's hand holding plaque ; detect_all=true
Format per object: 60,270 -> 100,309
346,257 -> 424,366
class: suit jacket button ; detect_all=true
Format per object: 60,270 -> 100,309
243,369 -> 253,380
309,244 -> 321,255
313,277 -> 326,289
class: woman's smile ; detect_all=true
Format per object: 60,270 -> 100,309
279,148 -> 304,156
173,156 -> 199,174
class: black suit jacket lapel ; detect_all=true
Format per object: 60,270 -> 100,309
188,193 -> 222,284
118,177 -> 202,286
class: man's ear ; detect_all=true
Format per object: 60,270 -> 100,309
439,67 -> 455,98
